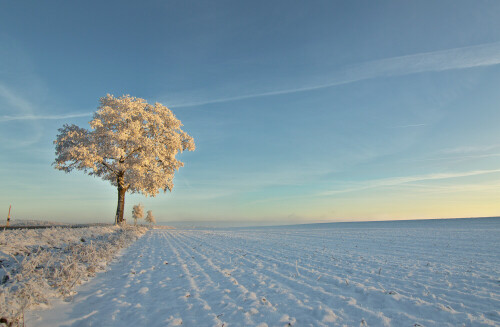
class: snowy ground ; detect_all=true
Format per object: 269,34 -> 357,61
26,219 -> 499,326
1,225 -> 147,325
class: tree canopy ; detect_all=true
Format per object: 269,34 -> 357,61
145,210 -> 156,226
132,203 -> 144,225
53,94 -> 195,223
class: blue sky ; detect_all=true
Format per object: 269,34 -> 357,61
1,1 -> 500,225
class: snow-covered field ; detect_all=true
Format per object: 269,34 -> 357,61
1,225 -> 147,325
24,218 -> 499,326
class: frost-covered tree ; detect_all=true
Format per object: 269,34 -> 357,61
132,203 -> 144,225
53,94 -> 195,224
145,210 -> 156,226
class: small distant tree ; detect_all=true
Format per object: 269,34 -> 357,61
53,95 -> 195,224
145,210 -> 156,226
132,203 -> 144,225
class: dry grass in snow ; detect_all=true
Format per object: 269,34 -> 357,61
0,225 -> 147,326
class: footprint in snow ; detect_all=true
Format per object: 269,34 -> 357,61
165,317 -> 183,326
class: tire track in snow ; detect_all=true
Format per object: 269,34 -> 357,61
98,230 -> 194,326
179,230 -> 459,326
175,230 -> 394,326
165,230 -> 258,325
168,230 -> 291,326
160,230 -> 222,326
180,229 -> 496,325
248,230 -> 500,320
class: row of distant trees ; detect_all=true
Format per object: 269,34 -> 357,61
132,204 -> 156,226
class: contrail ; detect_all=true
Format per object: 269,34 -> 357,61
170,41 -> 500,108
0,112 -> 92,122
320,168 -> 500,196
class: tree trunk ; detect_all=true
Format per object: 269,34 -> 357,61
115,174 -> 126,224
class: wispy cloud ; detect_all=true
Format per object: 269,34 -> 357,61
230,168 -> 500,207
391,123 -> 428,128
170,41 -> 500,108
0,83 -> 34,113
0,83 -> 44,146
392,179 -> 500,195
410,144 -> 500,163
439,144 -> 500,155
417,153 -> 500,162
0,112 -> 92,122
320,168 -> 500,196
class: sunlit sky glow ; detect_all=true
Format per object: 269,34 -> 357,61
1,1 -> 500,225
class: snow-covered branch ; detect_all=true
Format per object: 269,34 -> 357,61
53,94 -> 196,223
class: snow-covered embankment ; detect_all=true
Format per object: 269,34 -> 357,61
0,225 -> 147,325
